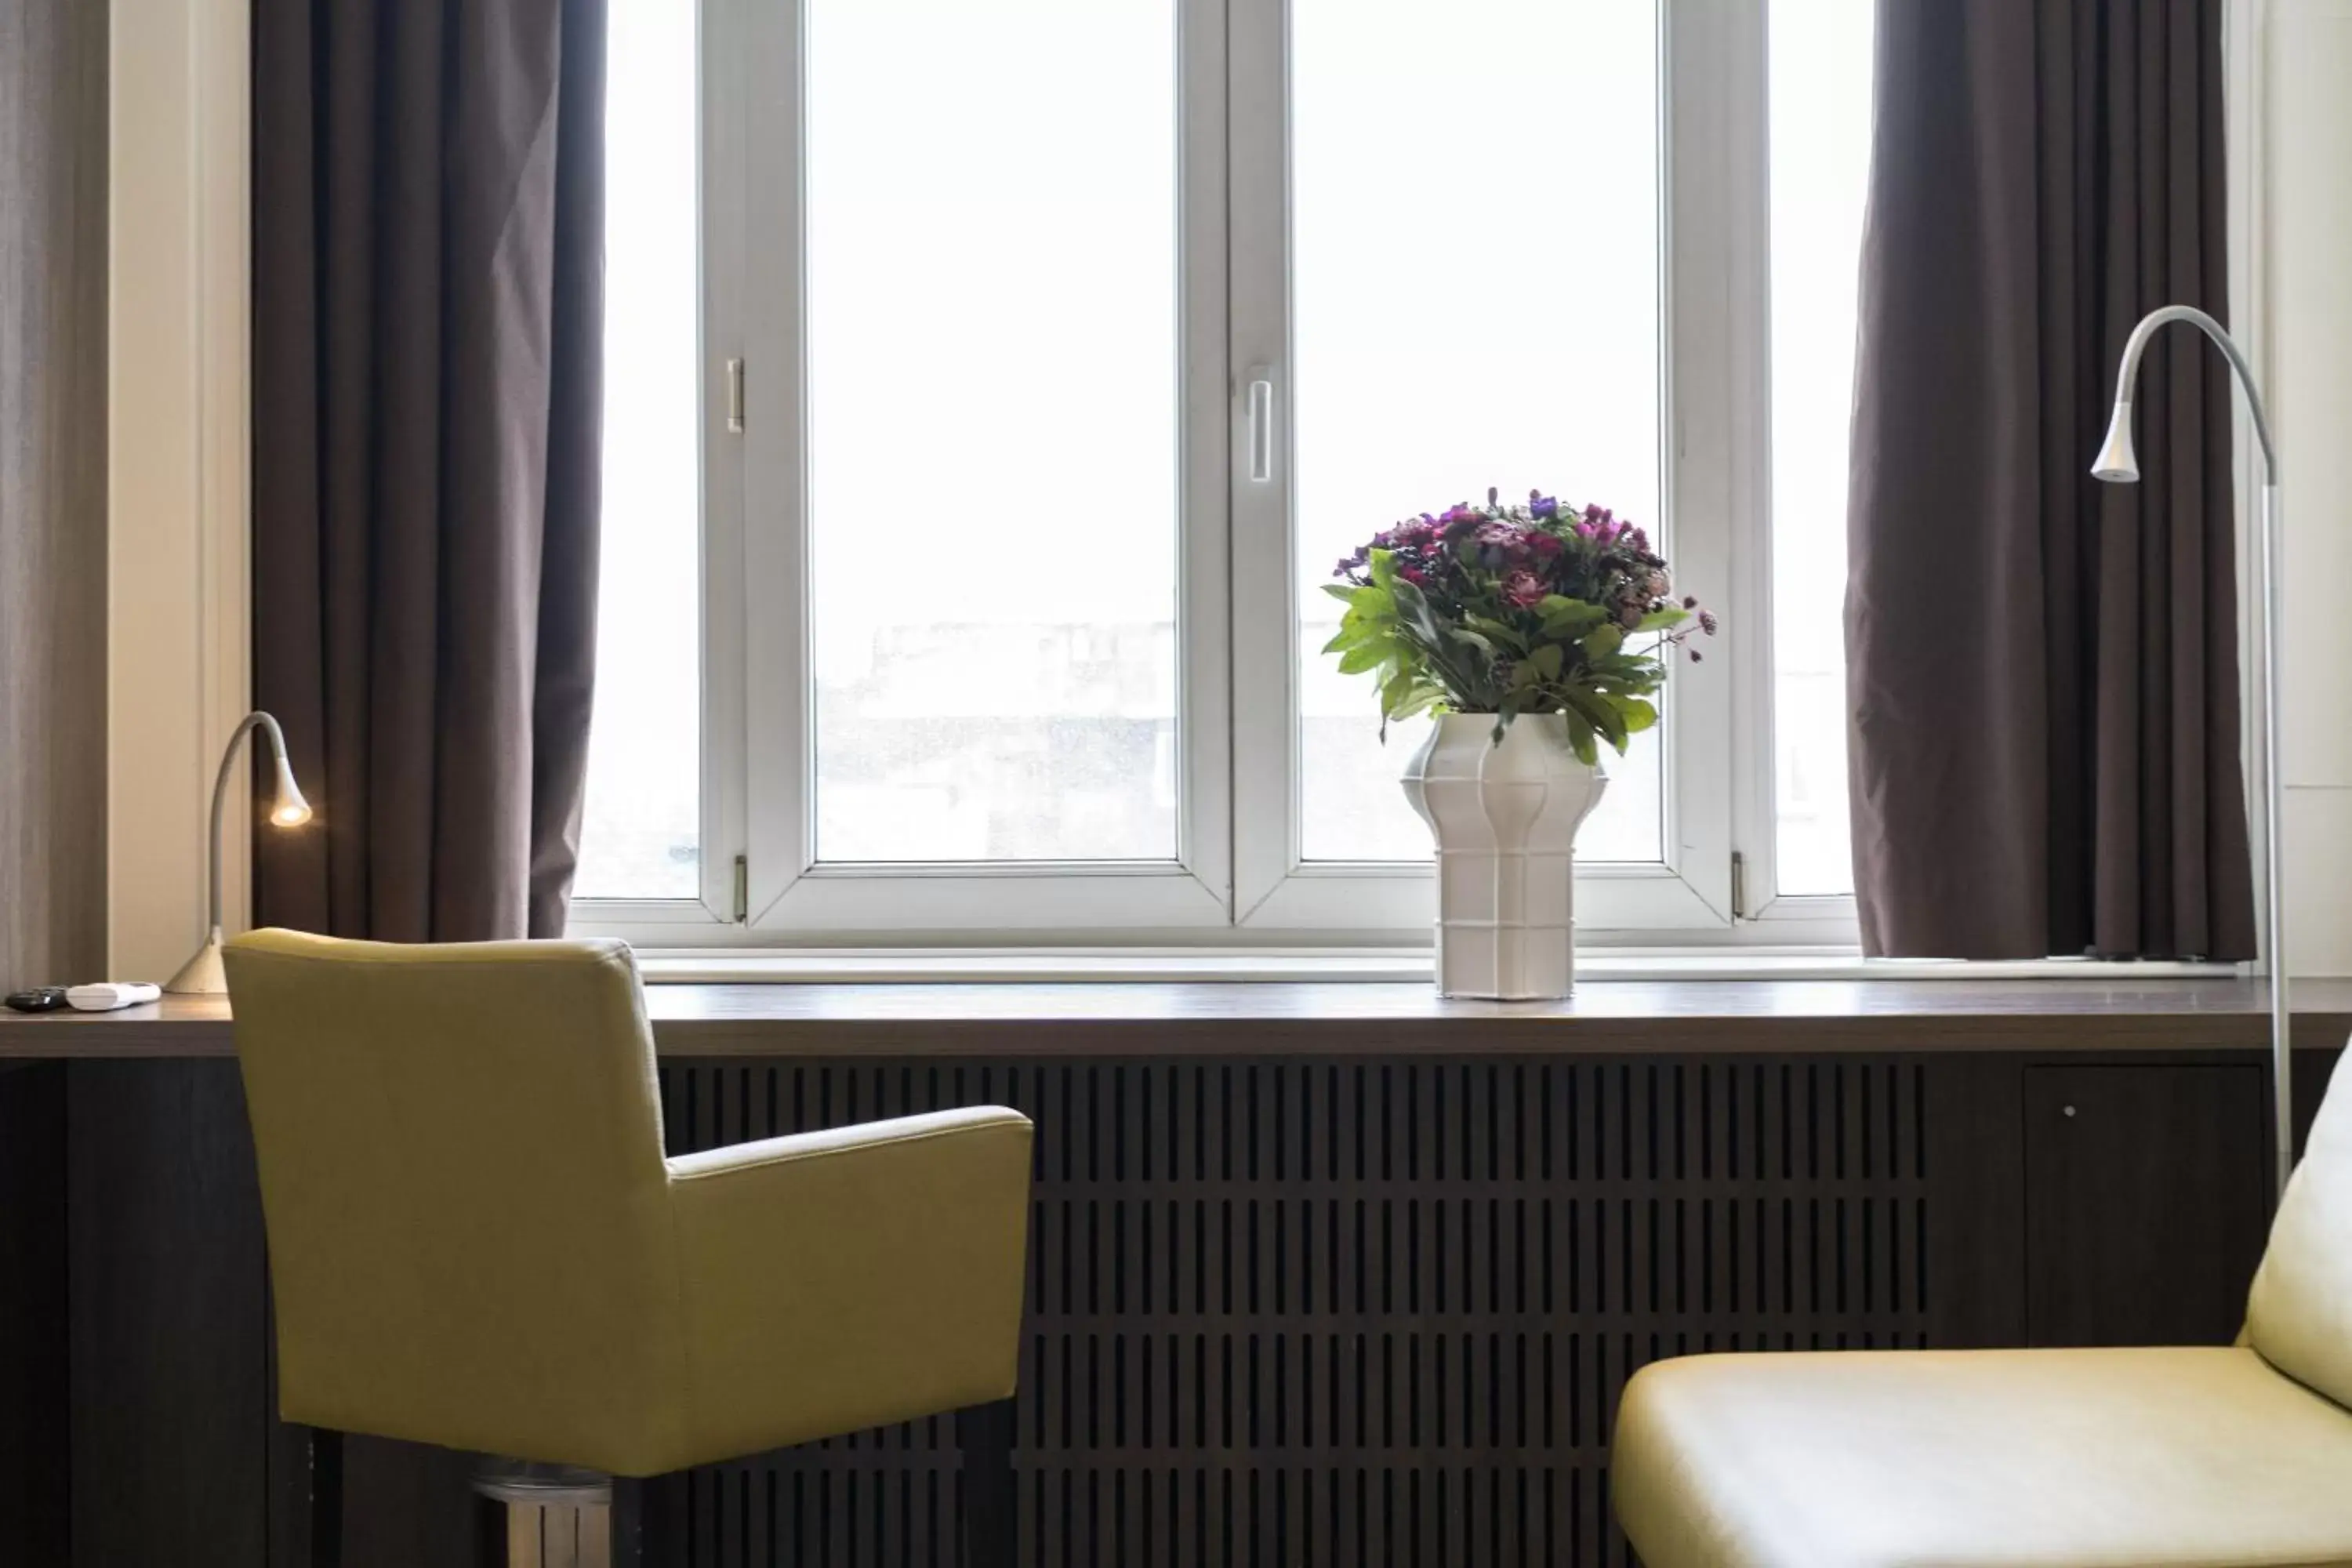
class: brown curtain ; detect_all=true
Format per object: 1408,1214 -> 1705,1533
1846,0 -> 2255,960
252,0 -> 607,945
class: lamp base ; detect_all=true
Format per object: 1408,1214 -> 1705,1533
164,930 -> 227,995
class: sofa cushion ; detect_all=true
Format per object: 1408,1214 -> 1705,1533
1614,1345 -> 2352,1568
2248,1048 -> 2352,1411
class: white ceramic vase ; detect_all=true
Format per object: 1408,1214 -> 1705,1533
1399,713 -> 1608,1000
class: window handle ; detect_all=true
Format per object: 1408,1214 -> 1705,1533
1245,369 -> 1276,484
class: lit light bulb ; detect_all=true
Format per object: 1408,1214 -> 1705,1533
269,757 -> 314,827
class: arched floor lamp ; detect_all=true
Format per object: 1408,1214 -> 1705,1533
2092,304 -> 2290,1196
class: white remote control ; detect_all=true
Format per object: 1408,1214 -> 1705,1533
66,982 -> 162,1011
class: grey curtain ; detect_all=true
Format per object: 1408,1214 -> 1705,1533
1846,0 -> 2256,960
252,0 -> 607,946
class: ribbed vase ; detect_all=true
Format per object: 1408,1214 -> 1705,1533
1399,713 -> 1608,1000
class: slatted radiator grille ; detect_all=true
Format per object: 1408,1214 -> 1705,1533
655,1058 -> 1930,1567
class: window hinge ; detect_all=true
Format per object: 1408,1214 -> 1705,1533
724,357 -> 746,434
732,854 -> 749,924
1730,851 -> 1748,922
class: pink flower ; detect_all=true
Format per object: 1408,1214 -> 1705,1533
1399,565 -> 1428,586
1502,569 -> 1547,608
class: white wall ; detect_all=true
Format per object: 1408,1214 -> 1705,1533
2268,0 -> 2352,975
107,0 -> 250,982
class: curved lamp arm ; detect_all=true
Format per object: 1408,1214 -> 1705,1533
2094,304 -> 2278,481
206,711 -> 311,935
169,712 -> 314,993
2092,306 -> 2290,1197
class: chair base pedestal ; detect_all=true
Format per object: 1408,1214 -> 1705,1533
471,1459 -> 621,1568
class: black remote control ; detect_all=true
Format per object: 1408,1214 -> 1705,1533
5,987 -> 71,1014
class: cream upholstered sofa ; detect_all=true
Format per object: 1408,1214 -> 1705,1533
1613,1053 -> 2352,1568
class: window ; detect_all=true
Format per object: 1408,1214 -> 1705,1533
576,0 -> 1876,946
575,0 -> 702,902
1766,0 -> 1873,902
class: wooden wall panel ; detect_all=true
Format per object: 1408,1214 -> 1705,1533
2024,1064 -> 2269,1347
30,1047 -> 2299,1566
2,0 -> 107,1554
652,1057 -> 1943,1568
0,0 -> 109,994
0,1063 -> 70,1564
67,1062 -> 270,1568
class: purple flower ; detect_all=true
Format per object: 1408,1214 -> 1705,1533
1528,492 -> 1559,518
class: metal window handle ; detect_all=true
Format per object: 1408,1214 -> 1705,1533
1245,370 -> 1276,484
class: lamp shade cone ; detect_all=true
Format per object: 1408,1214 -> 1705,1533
2091,401 -> 2140,483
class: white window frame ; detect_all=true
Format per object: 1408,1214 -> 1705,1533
570,0 -> 1867,951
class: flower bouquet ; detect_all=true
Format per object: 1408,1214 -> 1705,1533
1324,487 -> 1714,759
1323,487 -> 1715,996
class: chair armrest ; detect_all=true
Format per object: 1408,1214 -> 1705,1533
663,1107 -> 1033,1466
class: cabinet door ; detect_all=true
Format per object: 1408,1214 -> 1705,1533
2024,1065 -> 2268,1347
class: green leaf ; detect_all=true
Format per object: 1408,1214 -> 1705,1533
1581,623 -> 1624,662
1561,709 -> 1600,766
1565,688 -> 1629,751
1613,695 -> 1659,734
1465,615 -> 1531,655
1337,640 -> 1396,675
1321,582 -> 1359,604
1350,585 -> 1395,617
1447,627 -> 1497,655
1390,682 -> 1440,723
1538,597 -> 1607,635
1379,666 -> 1420,722
1369,550 -> 1397,590
1527,643 -> 1564,681
1635,604 -> 1690,632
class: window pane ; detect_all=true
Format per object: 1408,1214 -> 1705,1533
807,0 -> 1180,863
1768,0 -> 1873,897
575,0 -> 702,901
1291,0 -> 1665,865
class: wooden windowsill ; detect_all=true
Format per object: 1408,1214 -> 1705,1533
3,976 -> 2347,1058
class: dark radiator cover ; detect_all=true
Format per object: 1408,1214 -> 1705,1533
653,1057 -> 1931,1566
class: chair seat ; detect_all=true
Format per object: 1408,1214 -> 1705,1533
1613,1345 -> 2352,1568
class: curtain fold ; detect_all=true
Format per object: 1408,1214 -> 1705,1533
252,0 -> 607,944
1846,0 -> 2255,960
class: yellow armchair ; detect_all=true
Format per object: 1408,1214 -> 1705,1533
223,928 -> 1032,1559
1613,1051 -> 2352,1567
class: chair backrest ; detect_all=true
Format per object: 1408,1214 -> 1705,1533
223,928 -> 688,1462
2247,1047 -> 2352,1410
